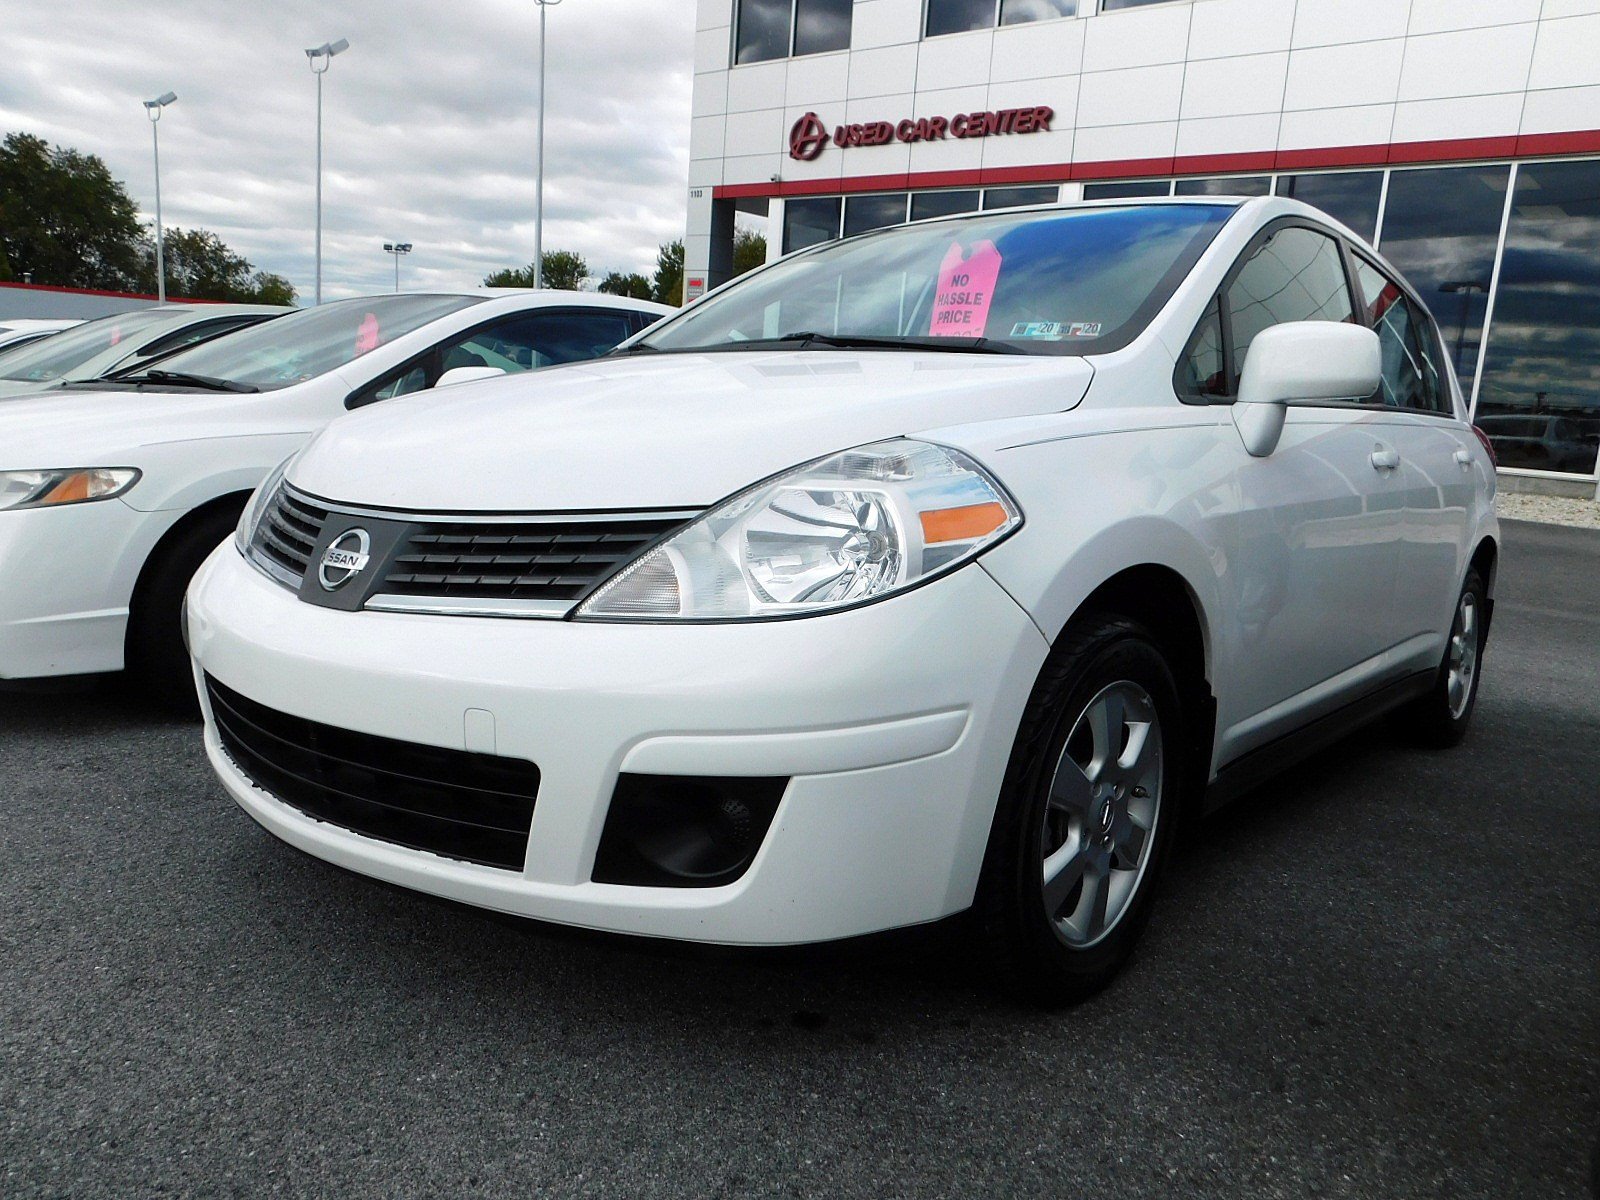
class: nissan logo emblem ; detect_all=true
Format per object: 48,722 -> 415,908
318,528 -> 372,591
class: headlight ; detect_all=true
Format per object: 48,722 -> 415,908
576,438 -> 1021,621
0,467 -> 140,512
235,457 -> 293,554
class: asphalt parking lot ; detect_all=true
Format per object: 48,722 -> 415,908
2,520 -> 1596,1199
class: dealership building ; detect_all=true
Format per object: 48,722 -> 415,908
686,0 -> 1600,493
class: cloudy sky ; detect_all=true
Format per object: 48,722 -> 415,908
0,0 -> 697,300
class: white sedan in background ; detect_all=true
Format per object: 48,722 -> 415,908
189,199 -> 1497,1003
0,304 -> 286,398
0,318 -> 81,356
0,290 -> 668,703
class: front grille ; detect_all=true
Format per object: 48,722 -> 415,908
207,676 -> 540,870
250,487 -> 329,585
378,518 -> 680,604
245,482 -> 692,616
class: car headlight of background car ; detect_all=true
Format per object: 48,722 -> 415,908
577,438 -> 1021,621
0,468 -> 140,512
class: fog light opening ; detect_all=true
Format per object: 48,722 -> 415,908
593,774 -> 787,888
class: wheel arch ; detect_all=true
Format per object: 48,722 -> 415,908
125,490 -> 253,630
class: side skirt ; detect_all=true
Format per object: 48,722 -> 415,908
1203,669 -> 1436,812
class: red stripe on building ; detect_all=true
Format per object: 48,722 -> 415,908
713,128 -> 1600,201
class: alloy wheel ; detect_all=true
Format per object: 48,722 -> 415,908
1040,680 -> 1163,948
1447,591 -> 1480,720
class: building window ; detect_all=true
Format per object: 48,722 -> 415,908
782,197 -> 842,254
1277,172 -> 1383,243
983,185 -> 1059,210
926,0 -> 1075,38
1175,176 -> 1271,197
911,190 -> 981,221
1001,0 -> 1078,25
843,193 -> 910,237
735,0 -> 850,64
1100,0 -> 1187,10
1474,160 -> 1600,476
1377,165 -> 1509,390
1083,180 -> 1171,199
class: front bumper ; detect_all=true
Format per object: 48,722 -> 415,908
0,500 -> 166,679
188,545 -> 1050,945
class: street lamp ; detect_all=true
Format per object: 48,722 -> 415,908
1440,280 -> 1489,376
383,241 -> 412,293
532,0 -> 562,289
306,37 -> 350,306
143,92 -> 177,303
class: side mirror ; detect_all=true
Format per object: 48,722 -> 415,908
435,365 -> 506,389
1233,322 -> 1382,457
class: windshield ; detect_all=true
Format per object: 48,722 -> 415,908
129,294 -> 485,391
642,204 -> 1233,357
0,309 -> 174,382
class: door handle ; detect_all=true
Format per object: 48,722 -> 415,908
1454,449 -> 1473,466
1370,447 -> 1401,471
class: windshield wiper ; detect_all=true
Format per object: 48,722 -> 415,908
771,331 -> 1024,355
102,369 -> 259,393
611,341 -> 661,355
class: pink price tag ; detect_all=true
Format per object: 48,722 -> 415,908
929,240 -> 1002,338
354,313 -> 381,355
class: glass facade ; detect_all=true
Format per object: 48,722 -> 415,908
982,185 -> 1060,210
1375,165 -> 1509,388
843,192 -> 910,237
769,158 -> 1600,476
1276,171 -> 1383,242
782,197 -> 843,254
911,190 -> 981,221
1475,160 -> 1600,474
1084,180 -> 1169,200
1175,176 -> 1271,197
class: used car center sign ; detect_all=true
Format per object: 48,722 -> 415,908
788,107 -> 1054,161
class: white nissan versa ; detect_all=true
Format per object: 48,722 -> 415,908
189,198 -> 1499,1003
0,291 -> 668,703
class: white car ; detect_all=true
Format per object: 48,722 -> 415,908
0,318 -> 81,357
0,304 -> 286,398
0,290 -> 669,703
188,199 -> 1498,1003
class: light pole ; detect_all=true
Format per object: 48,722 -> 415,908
143,92 -> 177,302
383,241 -> 412,292
306,37 -> 350,306
1440,280 -> 1489,376
533,0 -> 562,289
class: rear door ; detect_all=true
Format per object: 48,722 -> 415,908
1349,254 -> 1478,665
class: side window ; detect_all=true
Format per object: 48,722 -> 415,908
1177,296 -> 1227,400
1354,257 -> 1447,414
1225,226 -> 1354,389
437,310 -> 634,375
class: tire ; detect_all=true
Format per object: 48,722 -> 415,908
975,614 -> 1186,1007
1405,568 -> 1488,749
125,508 -> 239,715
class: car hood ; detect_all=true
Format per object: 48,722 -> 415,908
0,377 -> 63,400
0,387 -> 289,466
289,350 -> 1094,511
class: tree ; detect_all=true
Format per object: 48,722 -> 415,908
0,132 -> 148,291
732,228 -> 767,278
653,238 -> 684,307
484,249 -> 589,291
142,227 -> 297,305
598,271 -> 653,300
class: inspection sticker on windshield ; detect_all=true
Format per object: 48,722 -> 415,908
929,240 -> 1002,338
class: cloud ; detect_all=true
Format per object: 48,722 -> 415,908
0,0 -> 696,300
